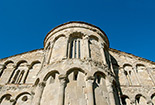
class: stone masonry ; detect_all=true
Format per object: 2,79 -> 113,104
0,21 -> 154,105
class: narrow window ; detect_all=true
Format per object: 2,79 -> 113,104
74,40 -> 77,58
78,40 -> 80,58
16,70 -> 25,84
73,71 -> 78,81
12,70 -> 20,83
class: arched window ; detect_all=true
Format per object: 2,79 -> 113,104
9,61 -> 27,84
69,32 -> 83,59
16,70 -> 25,84
69,37 -> 81,58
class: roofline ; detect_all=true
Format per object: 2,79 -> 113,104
0,48 -> 43,61
109,48 -> 155,65
44,21 -> 109,47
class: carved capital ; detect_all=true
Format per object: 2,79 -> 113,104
0,64 -> 5,69
39,81 -> 46,88
58,75 -> 67,85
10,98 -> 16,103
130,100 -> 135,104
86,76 -> 95,83
100,43 -> 105,49
147,100 -> 153,104
83,36 -> 89,40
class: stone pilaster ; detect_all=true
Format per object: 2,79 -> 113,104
86,76 -> 95,105
33,81 -> 46,105
130,99 -> 136,105
147,100 -> 153,105
58,75 -> 67,105
83,36 -> 90,60
99,43 -> 107,65
106,78 -> 116,105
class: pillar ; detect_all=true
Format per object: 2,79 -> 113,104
147,100 -> 153,105
33,81 -> 46,105
47,42 -> 54,64
64,37 -> 69,59
86,76 -> 95,105
83,36 -> 90,60
106,78 -> 116,105
99,43 -> 107,65
130,99 -> 136,105
58,75 -> 67,105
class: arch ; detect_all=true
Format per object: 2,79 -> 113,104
66,67 -> 85,76
151,93 -> 155,99
66,68 -> 86,82
30,60 -> 41,69
4,60 -> 14,66
89,35 -> 99,42
14,92 -> 31,105
94,71 -> 106,85
135,94 -> 147,104
16,60 -> 27,69
69,32 -> 84,39
123,64 -> 132,68
121,95 -> 130,105
43,70 -> 59,81
0,94 -> 12,103
33,78 -> 40,86
15,92 -> 31,100
53,34 -> 66,43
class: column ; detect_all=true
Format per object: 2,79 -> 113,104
106,78 -> 116,105
22,64 -> 30,84
99,43 -> 107,65
47,42 -> 54,64
146,68 -> 155,85
58,75 -> 67,105
0,64 -> 5,77
133,66 -> 141,85
130,99 -> 136,105
64,37 -> 69,59
83,36 -> 90,60
86,76 -> 95,105
147,100 -> 153,105
33,81 -> 46,105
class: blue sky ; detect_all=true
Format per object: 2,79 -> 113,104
0,0 -> 155,62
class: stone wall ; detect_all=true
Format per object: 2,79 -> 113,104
0,22 -> 154,105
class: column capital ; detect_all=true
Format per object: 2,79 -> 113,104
147,100 -> 153,104
39,81 -> 46,88
100,43 -> 105,49
130,100 -> 135,105
83,35 -> 89,40
86,76 -> 95,81
58,74 -> 68,85
0,64 -> 5,69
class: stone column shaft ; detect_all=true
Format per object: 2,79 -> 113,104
86,76 -> 95,105
100,45 -> 107,65
84,36 -> 90,59
33,82 -> 46,105
106,79 -> 116,105
57,75 -> 67,105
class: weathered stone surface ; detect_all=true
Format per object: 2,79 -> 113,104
0,22 -> 154,105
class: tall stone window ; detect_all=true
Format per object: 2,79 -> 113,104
8,61 -> 28,84
69,33 -> 83,59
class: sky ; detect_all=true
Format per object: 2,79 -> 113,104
0,0 -> 155,62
